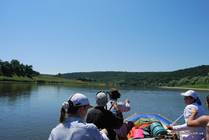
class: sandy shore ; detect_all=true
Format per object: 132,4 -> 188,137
160,86 -> 209,92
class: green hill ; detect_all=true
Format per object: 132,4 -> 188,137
1,59 -> 209,89
58,65 -> 209,88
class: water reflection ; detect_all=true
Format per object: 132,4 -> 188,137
0,82 -> 37,102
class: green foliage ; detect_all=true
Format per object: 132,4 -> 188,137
58,65 -> 209,88
0,59 -> 40,77
1,58 -> 208,89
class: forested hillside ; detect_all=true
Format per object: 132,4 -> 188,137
58,65 -> 209,88
1,58 -> 209,88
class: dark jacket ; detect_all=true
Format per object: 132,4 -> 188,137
86,106 -> 123,140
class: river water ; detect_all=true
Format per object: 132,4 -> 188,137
0,83 -> 209,140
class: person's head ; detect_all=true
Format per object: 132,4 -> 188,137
96,91 -> 108,106
108,88 -> 121,100
181,90 -> 201,105
60,93 -> 91,123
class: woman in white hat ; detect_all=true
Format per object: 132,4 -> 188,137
48,93 -> 109,140
187,95 -> 209,140
167,90 -> 205,140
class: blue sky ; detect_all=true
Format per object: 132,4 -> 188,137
0,0 -> 209,74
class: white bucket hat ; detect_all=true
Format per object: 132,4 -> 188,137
181,90 -> 198,99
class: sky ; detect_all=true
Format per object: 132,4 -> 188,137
0,0 -> 209,74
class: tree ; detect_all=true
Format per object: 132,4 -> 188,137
10,59 -> 21,76
0,59 -> 40,77
1,61 -> 13,76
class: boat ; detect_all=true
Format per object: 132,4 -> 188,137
125,113 -> 178,140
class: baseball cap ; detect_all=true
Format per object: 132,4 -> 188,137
96,91 -> 108,106
69,93 -> 91,107
181,90 -> 198,99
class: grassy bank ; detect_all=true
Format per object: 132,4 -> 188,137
160,86 -> 209,91
0,75 -> 105,87
1,75 -> 209,90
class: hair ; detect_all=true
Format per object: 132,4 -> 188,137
96,91 -> 108,106
108,88 -> 121,100
59,97 -> 81,123
59,107 -> 66,123
194,97 -> 202,106
188,96 -> 202,106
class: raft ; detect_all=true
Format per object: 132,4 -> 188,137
125,113 -> 178,140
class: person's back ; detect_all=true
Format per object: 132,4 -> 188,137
86,91 -> 123,140
48,93 -> 109,140
49,116 -> 108,140
87,106 -> 123,130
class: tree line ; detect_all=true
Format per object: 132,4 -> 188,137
0,59 -> 40,77
57,65 -> 209,88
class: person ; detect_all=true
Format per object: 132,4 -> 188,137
167,90 -> 205,140
86,91 -> 123,140
106,88 -> 130,119
48,93 -> 109,140
106,88 -> 133,140
187,95 -> 209,139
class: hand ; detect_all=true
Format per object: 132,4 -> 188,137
166,125 -> 173,130
125,99 -> 130,104
100,128 -> 108,135
112,102 -> 119,111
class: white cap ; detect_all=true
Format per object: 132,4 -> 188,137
69,93 -> 91,106
96,92 -> 108,106
181,90 -> 198,99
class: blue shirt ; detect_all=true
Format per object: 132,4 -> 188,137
48,116 -> 109,140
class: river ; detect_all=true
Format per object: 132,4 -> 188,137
0,83 -> 209,140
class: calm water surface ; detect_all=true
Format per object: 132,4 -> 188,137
0,83 -> 209,140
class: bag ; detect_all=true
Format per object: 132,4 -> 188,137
150,122 -> 167,137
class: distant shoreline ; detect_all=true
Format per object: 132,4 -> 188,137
160,86 -> 209,92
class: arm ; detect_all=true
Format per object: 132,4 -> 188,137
168,106 -> 194,131
172,123 -> 188,131
167,123 -> 189,131
187,110 -> 209,127
188,116 -> 209,127
117,99 -> 130,112
100,129 -> 109,140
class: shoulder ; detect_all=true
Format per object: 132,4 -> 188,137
50,123 -> 64,134
80,122 -> 98,129
185,104 -> 198,110
88,107 -> 100,113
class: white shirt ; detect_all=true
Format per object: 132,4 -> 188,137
48,116 -> 109,140
106,99 -> 130,114
173,103 -> 205,140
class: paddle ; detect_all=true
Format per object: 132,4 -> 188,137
170,114 -> 184,126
